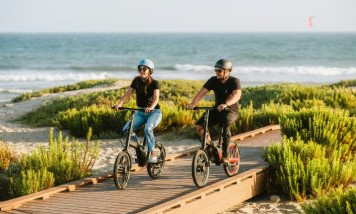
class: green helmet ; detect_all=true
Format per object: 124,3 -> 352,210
214,59 -> 232,71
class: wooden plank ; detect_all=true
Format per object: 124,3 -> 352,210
0,186 -> 67,211
165,146 -> 200,161
176,171 -> 266,214
141,167 -> 267,214
0,210 -> 29,214
231,125 -> 280,142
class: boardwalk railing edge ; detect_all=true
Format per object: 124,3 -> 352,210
0,124 -> 280,211
141,167 -> 267,214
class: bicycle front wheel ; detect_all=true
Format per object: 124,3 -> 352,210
192,149 -> 210,188
223,142 -> 240,177
147,143 -> 166,179
113,151 -> 131,190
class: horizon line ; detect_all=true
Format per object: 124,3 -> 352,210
1,31 -> 356,34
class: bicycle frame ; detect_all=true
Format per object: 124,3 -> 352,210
194,107 -> 223,152
117,107 -> 146,151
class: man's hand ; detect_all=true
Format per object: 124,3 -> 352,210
187,103 -> 195,110
217,103 -> 228,111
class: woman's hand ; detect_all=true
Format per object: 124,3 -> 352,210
187,103 -> 195,110
145,106 -> 154,113
114,103 -> 122,110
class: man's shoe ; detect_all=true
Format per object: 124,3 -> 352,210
221,157 -> 229,164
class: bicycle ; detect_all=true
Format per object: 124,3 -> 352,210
190,107 -> 240,188
112,107 -> 166,190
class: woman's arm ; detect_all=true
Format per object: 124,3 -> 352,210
146,89 -> 160,112
114,87 -> 134,110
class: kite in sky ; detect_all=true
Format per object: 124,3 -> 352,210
308,16 -> 315,28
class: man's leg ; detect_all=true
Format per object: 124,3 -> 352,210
221,111 -> 238,162
222,126 -> 232,158
195,111 -> 219,143
195,124 -> 212,143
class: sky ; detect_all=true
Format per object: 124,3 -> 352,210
0,0 -> 355,32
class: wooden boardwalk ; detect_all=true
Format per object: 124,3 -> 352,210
0,126 -> 282,214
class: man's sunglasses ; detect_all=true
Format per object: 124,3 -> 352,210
214,68 -> 226,73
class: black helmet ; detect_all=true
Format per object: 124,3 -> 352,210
214,59 -> 232,71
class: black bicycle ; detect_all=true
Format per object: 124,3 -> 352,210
112,107 -> 166,190
191,107 -> 240,188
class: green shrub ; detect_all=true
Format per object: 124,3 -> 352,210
0,128 -> 100,200
12,168 -> 55,197
241,84 -> 284,108
17,80 -> 356,139
242,84 -> 356,113
330,79 -> 356,88
264,137 -> 356,201
57,105 -> 124,138
280,107 -> 356,157
0,142 -> 17,172
302,188 -> 356,214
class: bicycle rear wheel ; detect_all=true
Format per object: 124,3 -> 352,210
192,149 -> 210,188
223,142 -> 240,177
147,143 -> 166,179
113,151 -> 131,190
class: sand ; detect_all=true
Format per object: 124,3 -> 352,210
0,83 -> 301,213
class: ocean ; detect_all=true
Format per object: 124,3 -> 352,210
1,33 -> 356,102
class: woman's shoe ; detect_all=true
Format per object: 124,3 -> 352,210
148,156 -> 157,164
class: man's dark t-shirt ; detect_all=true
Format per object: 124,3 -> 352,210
130,77 -> 160,109
203,76 -> 241,112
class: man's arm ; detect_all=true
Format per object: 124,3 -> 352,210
217,89 -> 241,111
187,87 -> 209,109
226,89 -> 241,106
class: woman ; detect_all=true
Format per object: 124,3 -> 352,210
114,59 -> 162,163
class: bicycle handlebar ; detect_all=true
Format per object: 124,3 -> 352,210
192,106 -> 230,110
111,106 -> 145,111
192,106 -> 216,110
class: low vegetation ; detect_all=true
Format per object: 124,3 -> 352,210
302,188 -> 356,213
0,129 -> 100,201
12,79 -> 118,102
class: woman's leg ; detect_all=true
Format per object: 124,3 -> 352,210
122,111 -> 146,143
144,109 -> 162,152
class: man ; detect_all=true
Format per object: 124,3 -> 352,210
187,59 -> 242,163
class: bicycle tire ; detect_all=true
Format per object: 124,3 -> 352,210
192,149 -> 210,188
113,151 -> 131,190
223,143 -> 240,177
147,143 -> 166,179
